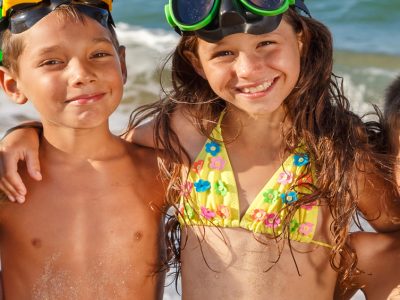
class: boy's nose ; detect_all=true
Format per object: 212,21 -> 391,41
69,59 -> 97,86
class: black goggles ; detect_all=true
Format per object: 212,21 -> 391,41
0,0 -> 114,34
165,0 -> 310,42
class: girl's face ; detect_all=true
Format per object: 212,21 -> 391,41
190,19 -> 302,118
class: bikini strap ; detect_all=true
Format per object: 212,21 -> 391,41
310,239 -> 333,249
217,109 -> 227,127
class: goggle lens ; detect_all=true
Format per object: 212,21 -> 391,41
172,0 -> 215,25
247,0 -> 285,10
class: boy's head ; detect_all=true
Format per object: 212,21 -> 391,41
0,0 -> 119,74
0,0 -> 127,129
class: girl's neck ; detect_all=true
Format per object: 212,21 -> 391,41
222,105 -> 290,150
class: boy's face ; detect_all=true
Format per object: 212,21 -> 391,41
2,11 -> 126,130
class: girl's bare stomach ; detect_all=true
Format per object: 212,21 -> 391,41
181,226 -> 337,300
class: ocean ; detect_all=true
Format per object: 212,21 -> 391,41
1,1 -> 399,299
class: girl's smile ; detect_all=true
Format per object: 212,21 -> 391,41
191,19 -> 302,118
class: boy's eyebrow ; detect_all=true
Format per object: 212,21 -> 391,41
37,45 -> 62,56
92,37 -> 113,44
36,37 -> 113,55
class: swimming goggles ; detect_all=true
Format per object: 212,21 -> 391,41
165,0 -> 310,42
0,0 -> 114,34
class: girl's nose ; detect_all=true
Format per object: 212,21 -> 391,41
235,52 -> 263,79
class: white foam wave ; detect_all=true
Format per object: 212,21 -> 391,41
116,22 -> 179,53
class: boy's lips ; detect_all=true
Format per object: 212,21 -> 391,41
66,93 -> 106,105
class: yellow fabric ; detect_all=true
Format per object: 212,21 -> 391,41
2,0 -> 113,17
178,112 -> 330,247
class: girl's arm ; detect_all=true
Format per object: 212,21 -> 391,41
0,123 -> 43,203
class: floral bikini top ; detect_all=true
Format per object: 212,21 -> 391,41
178,113 -> 331,248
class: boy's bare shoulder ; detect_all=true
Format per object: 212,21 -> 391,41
123,140 -> 158,168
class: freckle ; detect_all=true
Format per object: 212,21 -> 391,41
31,238 -> 42,248
134,232 -> 142,241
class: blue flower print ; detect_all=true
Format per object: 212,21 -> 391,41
280,191 -> 298,204
205,141 -> 221,156
194,179 -> 211,192
293,153 -> 309,167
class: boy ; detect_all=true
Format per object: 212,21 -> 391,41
335,76 -> 400,300
0,1 -> 165,299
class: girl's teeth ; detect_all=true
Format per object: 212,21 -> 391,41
241,81 -> 272,93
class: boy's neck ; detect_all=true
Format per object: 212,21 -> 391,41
40,122 -> 124,162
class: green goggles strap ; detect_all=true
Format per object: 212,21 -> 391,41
165,0 -> 296,32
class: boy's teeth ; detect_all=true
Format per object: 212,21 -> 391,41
241,81 -> 272,93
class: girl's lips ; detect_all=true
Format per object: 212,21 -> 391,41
66,93 -> 106,105
236,77 -> 278,97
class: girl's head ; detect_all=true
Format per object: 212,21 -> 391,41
132,0 -> 380,293
169,4 -> 334,123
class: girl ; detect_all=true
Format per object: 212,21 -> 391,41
1,0 -> 399,298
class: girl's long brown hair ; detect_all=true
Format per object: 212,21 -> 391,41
128,8 -> 392,292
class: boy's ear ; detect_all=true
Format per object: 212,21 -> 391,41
183,50 -> 206,79
0,67 -> 28,104
118,46 -> 127,84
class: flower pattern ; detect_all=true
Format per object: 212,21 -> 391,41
263,189 -> 279,204
251,209 -> 267,222
277,171 -> 294,185
180,203 -> 195,219
201,206 -> 216,220
180,181 -> 193,197
194,179 -> 211,192
301,201 -> 317,211
193,160 -> 204,174
216,205 -> 230,219
293,153 -> 309,167
299,222 -> 314,235
182,131 -> 319,244
280,191 -> 298,204
264,213 -> 281,228
205,141 -> 221,156
209,156 -> 226,170
214,180 -> 228,196
290,220 -> 300,233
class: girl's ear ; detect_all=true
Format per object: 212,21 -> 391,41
297,32 -> 304,56
118,46 -> 128,84
0,67 -> 28,104
184,50 -> 206,79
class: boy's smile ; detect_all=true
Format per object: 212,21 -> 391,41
14,11 -> 126,130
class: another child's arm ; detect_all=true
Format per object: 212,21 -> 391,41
334,231 -> 400,300
356,168 -> 400,232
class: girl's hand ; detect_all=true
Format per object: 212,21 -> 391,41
0,126 -> 42,203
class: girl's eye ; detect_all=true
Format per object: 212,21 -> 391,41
211,50 -> 233,59
258,41 -> 273,47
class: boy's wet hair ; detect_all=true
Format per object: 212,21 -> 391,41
384,76 -> 400,127
0,4 -> 119,74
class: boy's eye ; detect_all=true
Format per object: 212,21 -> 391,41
39,60 -> 62,67
92,52 -> 111,58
